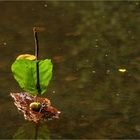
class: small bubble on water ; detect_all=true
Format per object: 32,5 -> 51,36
58,135 -> 62,138
135,125 -> 140,132
128,30 -> 131,34
44,4 -> 47,7
52,90 -> 56,94
81,115 -> 85,118
131,36 -> 135,39
92,70 -> 96,74
116,93 -> 120,96
102,15 -> 105,18
95,39 -> 98,42
76,68 -> 79,71
3,42 -> 7,46
95,45 -> 98,48
106,70 -> 110,74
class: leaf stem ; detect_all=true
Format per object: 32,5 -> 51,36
33,27 -> 41,96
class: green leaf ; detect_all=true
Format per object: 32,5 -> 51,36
11,59 -> 53,95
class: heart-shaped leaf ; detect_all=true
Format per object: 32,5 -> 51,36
11,59 -> 53,95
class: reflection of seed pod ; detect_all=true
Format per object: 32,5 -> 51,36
29,102 -> 41,112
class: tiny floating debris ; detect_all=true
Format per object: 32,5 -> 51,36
92,70 -> 96,74
135,57 -> 140,61
3,42 -> 7,46
106,69 -> 110,74
118,68 -> 127,73
52,55 -> 64,63
44,3 -> 47,8
65,75 -> 78,81
11,93 -> 60,123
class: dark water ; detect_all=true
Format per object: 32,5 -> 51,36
0,1 -> 140,139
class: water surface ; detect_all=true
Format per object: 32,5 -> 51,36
0,1 -> 140,139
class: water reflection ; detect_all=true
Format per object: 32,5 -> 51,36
13,122 -> 50,139
0,1 -> 139,139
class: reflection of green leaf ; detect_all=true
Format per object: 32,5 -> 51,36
13,122 -> 50,139
11,59 -> 53,95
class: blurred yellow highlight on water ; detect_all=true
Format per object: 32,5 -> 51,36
118,68 -> 127,73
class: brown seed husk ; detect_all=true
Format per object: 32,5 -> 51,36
10,92 -> 60,123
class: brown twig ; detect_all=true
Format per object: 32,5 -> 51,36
33,27 -> 41,140
33,27 -> 41,97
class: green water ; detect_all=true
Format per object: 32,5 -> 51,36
0,1 -> 140,139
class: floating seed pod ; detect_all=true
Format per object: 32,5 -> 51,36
29,102 -> 41,112
10,92 -> 60,123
